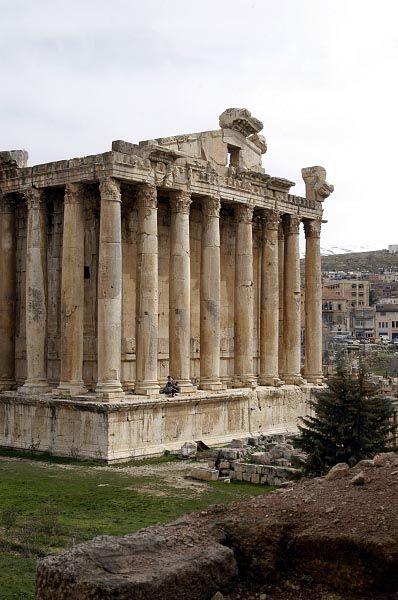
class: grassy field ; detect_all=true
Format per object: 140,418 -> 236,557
0,450 -> 274,599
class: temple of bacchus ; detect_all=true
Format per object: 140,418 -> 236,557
0,108 -> 333,460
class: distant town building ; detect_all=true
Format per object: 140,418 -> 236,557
375,304 -> 398,340
388,245 -> 398,254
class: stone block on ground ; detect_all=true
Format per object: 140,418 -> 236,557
180,441 -> 197,459
325,463 -> 350,481
190,467 -> 219,481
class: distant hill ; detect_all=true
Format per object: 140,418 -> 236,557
317,250 -> 398,274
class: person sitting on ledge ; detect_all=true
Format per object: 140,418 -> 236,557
160,375 -> 179,397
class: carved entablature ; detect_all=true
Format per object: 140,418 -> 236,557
99,178 -> 121,202
0,192 -> 15,212
169,190 -> 191,214
261,209 -> 279,231
267,177 -> 295,194
201,195 -> 221,218
284,213 -> 301,235
302,166 -> 334,203
137,183 -> 157,209
23,187 -> 45,211
219,108 -> 263,137
304,218 -> 322,239
235,204 -> 254,224
64,183 -> 87,205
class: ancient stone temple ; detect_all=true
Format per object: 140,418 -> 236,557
0,108 -> 333,460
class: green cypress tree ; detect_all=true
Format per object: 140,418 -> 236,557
294,358 -> 397,475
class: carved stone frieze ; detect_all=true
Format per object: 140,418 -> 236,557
235,204 -> 254,224
99,178 -> 121,202
169,190 -> 191,214
302,166 -> 334,202
137,183 -> 157,209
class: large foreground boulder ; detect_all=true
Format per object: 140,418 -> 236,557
36,454 -> 398,599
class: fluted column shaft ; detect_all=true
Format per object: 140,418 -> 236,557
233,204 -> 255,388
169,191 -> 194,392
95,178 -> 124,401
19,189 -> 50,393
304,219 -> 323,383
0,195 -> 16,390
259,210 -> 281,386
282,214 -> 304,385
278,222 -> 285,377
200,196 -> 223,390
135,184 -> 159,396
58,184 -> 87,396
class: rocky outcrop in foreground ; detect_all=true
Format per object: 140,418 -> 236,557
36,453 -> 398,600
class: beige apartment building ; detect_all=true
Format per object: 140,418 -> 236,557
376,304 -> 398,341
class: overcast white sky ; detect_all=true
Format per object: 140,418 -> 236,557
1,0 -> 397,252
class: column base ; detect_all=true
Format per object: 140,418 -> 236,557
232,375 -> 257,389
18,380 -> 52,395
304,374 -> 324,385
176,380 -> 197,394
0,380 -> 16,392
56,382 -> 88,398
199,379 -> 225,391
134,381 -> 160,397
95,381 -> 125,402
258,376 -> 284,387
281,374 -> 306,386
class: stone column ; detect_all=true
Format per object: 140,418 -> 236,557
304,218 -> 323,383
278,222 -> 285,378
19,188 -> 50,393
258,210 -> 282,386
0,194 -> 16,390
282,214 -> 304,385
95,178 -> 124,401
233,204 -> 256,388
57,184 -> 87,397
169,190 -> 194,393
135,184 -> 159,396
200,195 -> 223,390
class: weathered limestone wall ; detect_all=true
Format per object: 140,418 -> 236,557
220,210 -> 235,383
0,386 -> 313,461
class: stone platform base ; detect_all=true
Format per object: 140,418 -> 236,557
0,386 -> 315,462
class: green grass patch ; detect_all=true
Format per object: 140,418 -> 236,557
0,456 -> 273,599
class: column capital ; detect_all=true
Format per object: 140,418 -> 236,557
202,195 -> 221,218
304,218 -> 322,239
0,193 -> 15,213
137,183 -> 157,209
99,177 -> 121,202
260,209 -> 279,231
65,182 -> 87,205
169,190 -> 191,214
235,203 -> 254,224
23,188 -> 46,211
284,213 -> 301,235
